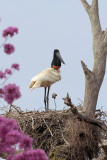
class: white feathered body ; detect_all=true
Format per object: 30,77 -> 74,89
29,68 -> 61,91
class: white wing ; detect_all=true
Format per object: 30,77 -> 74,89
31,68 -> 61,83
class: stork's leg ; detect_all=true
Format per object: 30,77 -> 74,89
47,86 -> 50,111
44,87 -> 47,111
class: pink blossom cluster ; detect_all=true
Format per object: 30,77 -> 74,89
0,63 -> 20,80
0,116 -> 48,160
11,63 -> 20,71
8,149 -> 48,160
0,71 -> 6,79
2,26 -> 18,55
5,68 -> 12,75
2,26 -> 18,37
0,64 -> 20,104
0,24 -> 21,105
4,44 -> 15,54
0,84 -> 21,104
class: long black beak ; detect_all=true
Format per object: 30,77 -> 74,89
56,52 -> 65,64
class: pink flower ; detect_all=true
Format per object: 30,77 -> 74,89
0,117 -> 19,154
7,118 -> 19,130
0,117 -> 20,154
6,130 -> 21,145
0,116 -> 48,160
4,44 -> 15,55
3,83 -> 21,104
19,133 -> 33,150
2,26 -> 18,37
0,124 -> 9,137
0,88 -> 4,98
11,63 -> 20,71
5,69 -> 12,75
34,149 -> 48,160
0,71 -> 6,79
7,149 -> 48,160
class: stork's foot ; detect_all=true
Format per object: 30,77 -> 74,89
45,106 -> 49,112
44,106 -> 49,112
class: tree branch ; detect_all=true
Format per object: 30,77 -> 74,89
80,0 -> 102,37
63,93 -> 107,132
90,0 -> 102,36
81,61 -> 94,80
80,0 -> 107,117
104,29 -> 107,43
80,0 -> 90,13
92,0 -> 98,9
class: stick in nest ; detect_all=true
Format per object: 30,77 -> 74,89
31,116 -> 35,130
59,123 -> 70,146
39,112 -> 53,137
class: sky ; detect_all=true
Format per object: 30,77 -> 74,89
0,0 -> 107,112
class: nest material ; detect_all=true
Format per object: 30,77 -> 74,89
4,106 -> 105,160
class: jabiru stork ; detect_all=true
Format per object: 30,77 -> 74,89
29,49 -> 65,111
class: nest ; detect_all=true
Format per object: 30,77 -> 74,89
3,105 -> 106,160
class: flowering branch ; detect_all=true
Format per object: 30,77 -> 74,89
0,116 -> 48,160
0,24 -> 21,106
0,36 -> 8,48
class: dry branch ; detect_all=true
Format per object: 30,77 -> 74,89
92,0 -> 98,9
63,93 -> 107,132
80,0 -> 90,12
81,61 -> 94,80
80,0 -> 107,117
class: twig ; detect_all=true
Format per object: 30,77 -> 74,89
10,105 -> 22,114
59,123 -> 70,146
54,99 -> 57,110
52,93 -> 57,110
77,98 -> 83,104
0,70 -> 15,87
39,112 -> 53,137
31,116 -> 35,130
0,37 -> 8,48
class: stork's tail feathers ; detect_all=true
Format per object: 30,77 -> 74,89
29,81 -> 36,91
29,81 -> 42,91
29,81 -> 35,89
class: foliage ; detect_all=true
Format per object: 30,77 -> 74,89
0,23 -> 21,105
0,116 -> 48,160
0,19 -> 49,160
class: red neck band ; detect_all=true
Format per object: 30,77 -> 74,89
52,65 -> 61,70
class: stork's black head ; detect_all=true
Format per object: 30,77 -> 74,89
51,49 -> 65,68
